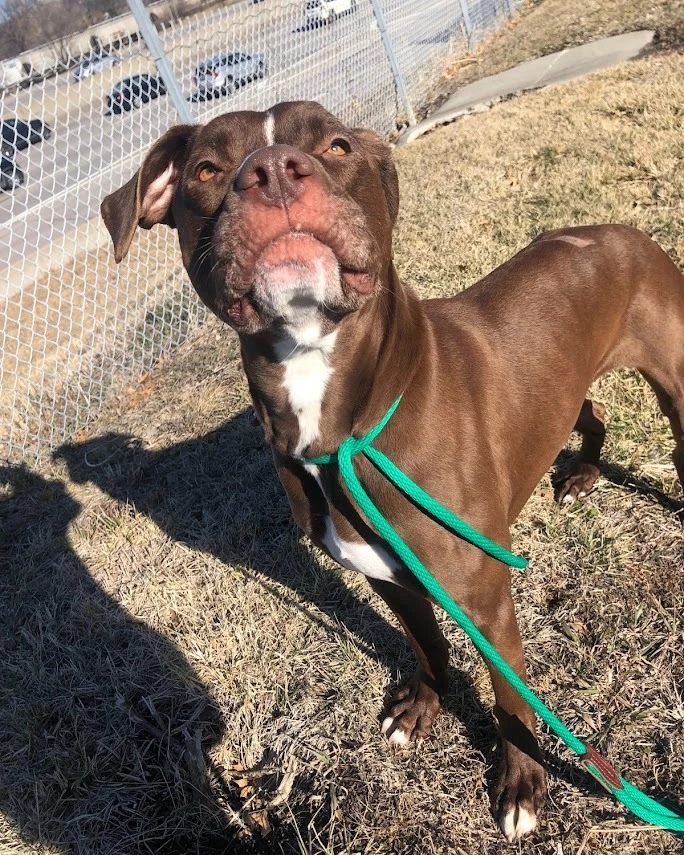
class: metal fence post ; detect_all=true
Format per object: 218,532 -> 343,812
457,0 -> 473,48
368,0 -> 416,127
126,0 -> 194,124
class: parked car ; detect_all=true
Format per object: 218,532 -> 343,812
193,52 -> 266,100
104,74 -> 167,115
305,0 -> 356,26
0,156 -> 25,192
1,118 -> 52,159
72,53 -> 120,82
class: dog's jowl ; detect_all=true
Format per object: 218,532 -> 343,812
102,101 -> 684,842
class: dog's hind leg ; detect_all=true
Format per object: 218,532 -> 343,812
643,372 -> 684,489
556,398 -> 606,504
367,577 -> 450,746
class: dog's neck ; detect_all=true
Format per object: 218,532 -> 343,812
240,265 -> 428,458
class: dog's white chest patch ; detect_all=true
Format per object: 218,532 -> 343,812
304,464 -> 398,584
276,335 -> 398,584
323,516 -> 398,583
275,330 -> 337,456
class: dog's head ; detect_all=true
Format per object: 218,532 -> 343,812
101,101 -> 399,343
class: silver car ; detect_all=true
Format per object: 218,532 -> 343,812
73,54 -> 120,82
193,52 -> 266,100
305,0 -> 356,26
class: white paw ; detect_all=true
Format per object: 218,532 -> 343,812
381,716 -> 410,747
500,805 -> 537,842
561,493 -> 575,505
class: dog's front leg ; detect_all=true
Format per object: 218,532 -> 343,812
470,563 -> 547,842
367,577 -> 450,746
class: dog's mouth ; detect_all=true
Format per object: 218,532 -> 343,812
226,231 -> 373,332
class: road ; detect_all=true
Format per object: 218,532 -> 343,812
0,0 -> 463,298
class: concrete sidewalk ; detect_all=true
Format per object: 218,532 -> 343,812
398,30 -> 655,147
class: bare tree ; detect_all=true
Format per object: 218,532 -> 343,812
0,0 -> 90,63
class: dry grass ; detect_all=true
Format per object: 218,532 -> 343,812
1,41 -> 684,855
430,0 -> 684,112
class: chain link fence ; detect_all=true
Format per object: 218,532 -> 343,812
1,0 -> 520,463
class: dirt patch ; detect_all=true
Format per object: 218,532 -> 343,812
653,21 -> 684,54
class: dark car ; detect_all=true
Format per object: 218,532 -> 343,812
0,156 -> 25,192
1,118 -> 52,159
104,74 -> 167,115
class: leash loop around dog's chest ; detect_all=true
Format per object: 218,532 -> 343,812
297,397 -> 684,833
301,394 -> 527,569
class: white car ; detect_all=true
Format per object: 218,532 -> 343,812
72,54 -> 120,82
305,0 -> 356,26
193,52 -> 266,100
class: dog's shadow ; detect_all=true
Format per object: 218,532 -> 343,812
55,412 -> 494,733
56,411 -> 421,676
55,416 -> 516,787
7,412 -> 656,852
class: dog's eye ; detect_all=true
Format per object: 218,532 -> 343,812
326,139 -> 350,157
198,164 -> 218,182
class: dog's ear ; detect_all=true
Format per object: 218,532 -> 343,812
353,129 -> 399,224
101,124 -> 197,263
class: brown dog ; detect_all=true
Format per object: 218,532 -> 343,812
101,101 -> 684,841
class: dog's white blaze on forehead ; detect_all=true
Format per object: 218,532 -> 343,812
264,112 -> 275,146
276,330 -> 337,456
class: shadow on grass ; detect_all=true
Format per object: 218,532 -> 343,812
46,409 -> 516,845
55,411 -> 499,712
11,415 -> 669,850
0,464 -> 252,853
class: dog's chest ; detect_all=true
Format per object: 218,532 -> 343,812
304,464 -> 398,583
281,344 -> 334,456
276,333 -> 397,584
275,328 -> 336,456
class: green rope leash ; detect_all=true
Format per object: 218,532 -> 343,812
300,396 -> 684,832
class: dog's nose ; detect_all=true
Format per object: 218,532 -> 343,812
235,145 -> 314,205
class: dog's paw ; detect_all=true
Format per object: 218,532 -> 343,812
381,673 -> 441,747
556,463 -> 600,505
491,746 -> 546,842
